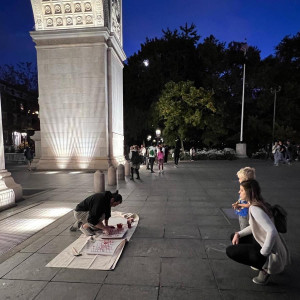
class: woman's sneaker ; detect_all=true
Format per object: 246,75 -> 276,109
252,270 -> 270,285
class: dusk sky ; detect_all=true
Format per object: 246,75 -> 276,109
0,0 -> 299,66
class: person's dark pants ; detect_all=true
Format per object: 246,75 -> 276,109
131,167 -> 140,179
149,157 -> 155,171
226,233 -> 267,270
164,153 -> 168,163
174,154 -> 179,165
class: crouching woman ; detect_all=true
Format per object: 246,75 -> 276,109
226,180 -> 290,285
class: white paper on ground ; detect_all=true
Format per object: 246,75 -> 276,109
46,211 -> 138,270
86,239 -> 124,255
97,227 -> 128,239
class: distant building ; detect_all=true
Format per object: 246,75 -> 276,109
0,80 -> 39,152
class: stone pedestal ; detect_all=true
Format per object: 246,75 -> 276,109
30,1 -> 126,170
0,174 -> 16,211
117,164 -> 125,181
236,143 -> 248,158
108,166 -> 116,186
94,170 -> 105,193
0,94 -> 22,209
124,161 -> 130,176
0,171 -> 23,203
31,130 -> 41,169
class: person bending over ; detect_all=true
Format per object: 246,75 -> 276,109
70,190 -> 122,236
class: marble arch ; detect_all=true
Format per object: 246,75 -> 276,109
30,0 -> 126,170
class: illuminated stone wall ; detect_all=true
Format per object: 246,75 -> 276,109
30,1 -> 125,170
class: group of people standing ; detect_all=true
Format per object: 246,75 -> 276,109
272,140 -> 297,166
228,167 -> 290,285
128,143 -> 170,180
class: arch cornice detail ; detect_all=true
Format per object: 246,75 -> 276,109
30,0 -> 105,31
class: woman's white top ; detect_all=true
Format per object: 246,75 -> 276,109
238,205 -> 290,274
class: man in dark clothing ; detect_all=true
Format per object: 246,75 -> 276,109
70,190 -> 122,236
24,146 -> 34,171
164,145 -> 169,163
174,139 -> 181,167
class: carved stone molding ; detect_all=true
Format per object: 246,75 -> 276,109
30,0 -> 107,32
111,0 -> 121,41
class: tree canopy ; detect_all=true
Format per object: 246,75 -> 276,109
157,81 -> 215,148
124,25 -> 300,152
0,62 -> 38,92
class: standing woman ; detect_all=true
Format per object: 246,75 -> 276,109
226,180 -> 290,285
129,145 -> 141,180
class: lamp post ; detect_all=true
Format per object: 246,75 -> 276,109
155,129 -> 161,145
236,42 -> 248,158
147,135 -> 152,146
270,86 -> 281,143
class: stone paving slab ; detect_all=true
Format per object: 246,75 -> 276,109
34,282 -> 101,300
105,257 -> 160,286
0,279 -> 48,300
3,253 -> 59,280
125,238 -> 206,258
20,234 -> 57,253
52,268 -> 108,283
164,224 -> 201,239
220,290 -> 289,300
96,284 -> 159,300
0,252 -> 32,278
160,257 -> 217,289
199,226 -> 235,240
159,287 -> 222,300
37,235 -> 79,254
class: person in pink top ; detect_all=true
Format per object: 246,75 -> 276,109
157,147 -> 165,173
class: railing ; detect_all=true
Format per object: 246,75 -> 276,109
5,153 -> 26,164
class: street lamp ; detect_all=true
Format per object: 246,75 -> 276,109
143,59 -> 149,67
270,86 -> 281,143
155,129 -> 161,137
236,41 -> 249,158
155,129 -> 161,145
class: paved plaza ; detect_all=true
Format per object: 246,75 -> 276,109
0,159 -> 299,299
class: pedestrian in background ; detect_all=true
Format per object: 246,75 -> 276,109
190,147 -> 196,161
148,142 -> 156,173
174,138 -> 181,167
24,145 -> 34,171
129,145 -> 141,180
157,147 -> 165,173
141,145 -> 147,165
164,145 -> 169,164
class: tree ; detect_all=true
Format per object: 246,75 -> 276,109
156,81 -> 215,148
123,24 -> 200,146
0,62 -> 38,92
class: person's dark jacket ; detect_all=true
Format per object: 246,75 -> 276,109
24,147 -> 34,160
75,192 -> 112,225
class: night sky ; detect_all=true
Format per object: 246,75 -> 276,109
0,0 -> 299,66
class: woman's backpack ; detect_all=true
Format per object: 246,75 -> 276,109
271,204 -> 287,233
